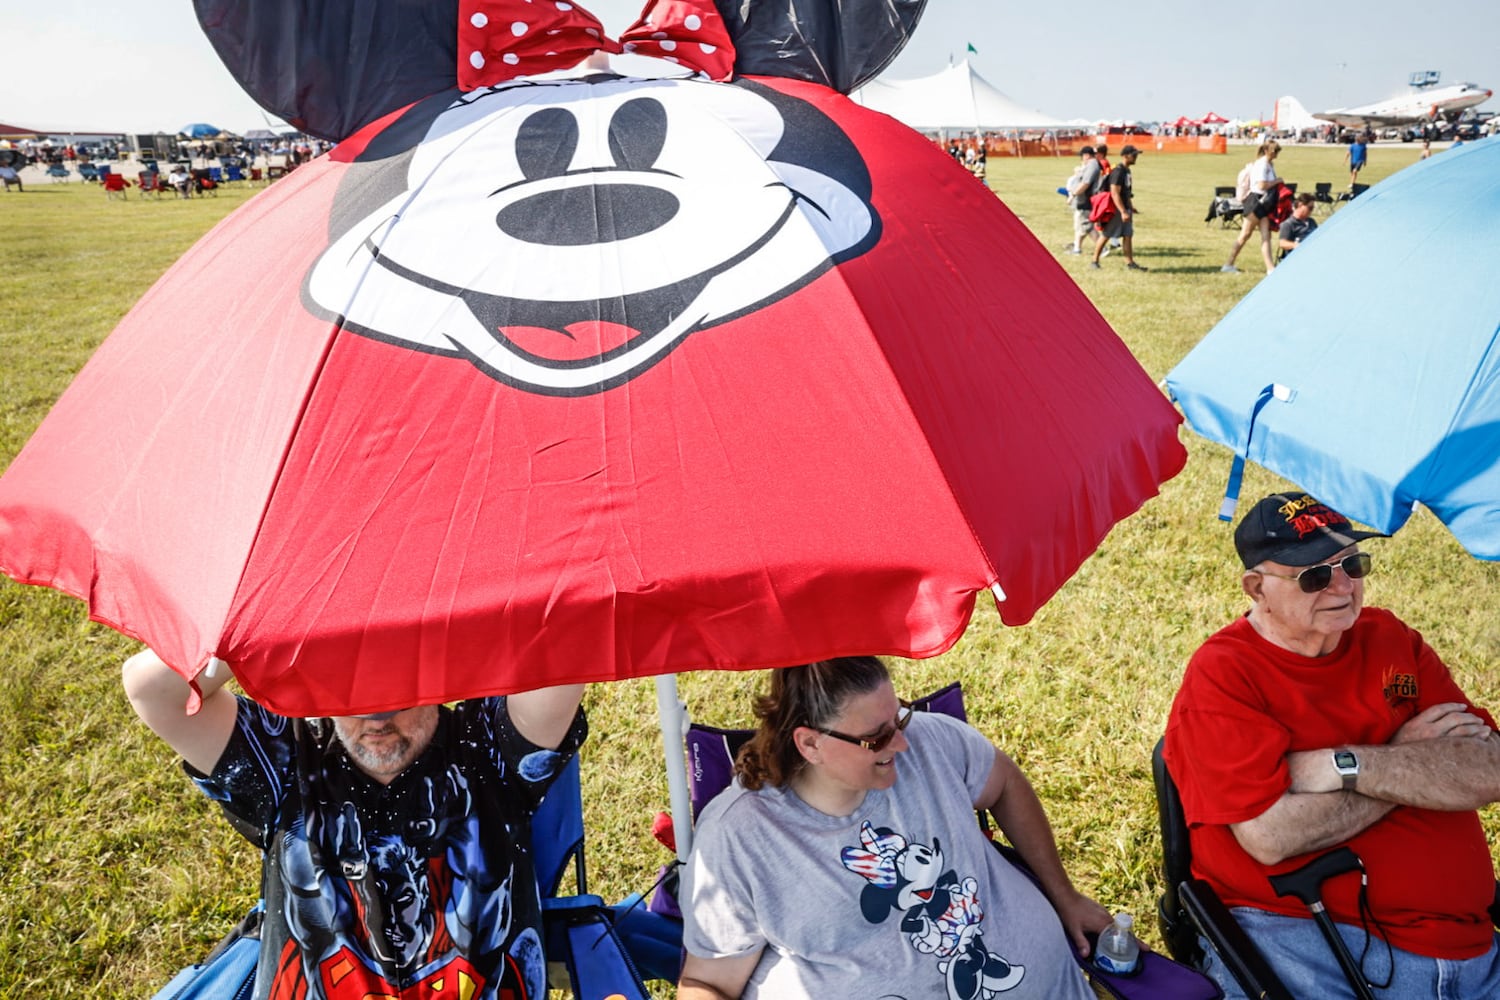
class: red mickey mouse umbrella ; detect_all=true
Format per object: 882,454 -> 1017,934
0,0 -> 1184,719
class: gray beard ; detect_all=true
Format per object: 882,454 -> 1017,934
334,723 -> 415,777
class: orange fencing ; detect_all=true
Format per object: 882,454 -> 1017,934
941,133 -> 1227,159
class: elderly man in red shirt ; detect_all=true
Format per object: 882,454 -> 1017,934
1165,491 -> 1500,998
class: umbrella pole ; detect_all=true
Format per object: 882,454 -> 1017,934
655,674 -> 694,861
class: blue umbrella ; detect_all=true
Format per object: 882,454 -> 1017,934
180,123 -> 223,138
1165,138 -> 1500,557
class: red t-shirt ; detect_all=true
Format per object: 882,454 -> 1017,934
1164,607 -> 1497,959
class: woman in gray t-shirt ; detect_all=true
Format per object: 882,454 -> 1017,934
679,656 -> 1110,1000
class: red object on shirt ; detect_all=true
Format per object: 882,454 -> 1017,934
1165,607 -> 1497,959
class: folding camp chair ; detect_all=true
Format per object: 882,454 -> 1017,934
138,171 -> 166,199
46,163 -> 72,182
1312,182 -> 1335,215
78,163 -> 101,183
1152,738 -> 1294,999
1153,737 -> 1500,999
149,902 -> 262,1000
532,752 -> 683,998
1335,183 -> 1370,206
684,684 -> 1220,999
1204,186 -> 1243,228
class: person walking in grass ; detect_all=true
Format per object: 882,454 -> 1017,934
1090,145 -> 1147,271
1223,140 -> 1282,275
1346,131 -> 1369,184
1063,146 -> 1099,254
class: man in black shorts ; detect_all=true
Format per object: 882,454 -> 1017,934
1090,145 -> 1146,271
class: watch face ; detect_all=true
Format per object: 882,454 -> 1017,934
1334,750 -> 1358,771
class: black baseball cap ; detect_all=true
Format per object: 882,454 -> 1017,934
1234,492 -> 1388,569
1080,145 -> 1096,155
1120,144 -> 1142,157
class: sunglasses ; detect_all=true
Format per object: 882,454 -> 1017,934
1258,552 -> 1373,593
815,702 -> 914,753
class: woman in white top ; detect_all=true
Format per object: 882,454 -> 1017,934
1223,140 -> 1282,275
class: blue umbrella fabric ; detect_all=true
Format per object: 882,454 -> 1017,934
1165,138 -> 1500,558
180,123 -> 223,138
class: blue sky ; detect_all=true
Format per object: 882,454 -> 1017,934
3,0 -> 1497,134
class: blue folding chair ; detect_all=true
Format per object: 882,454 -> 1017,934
149,902 -> 261,1000
532,753 -> 682,998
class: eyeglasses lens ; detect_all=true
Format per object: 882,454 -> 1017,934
1297,552 -> 1372,593
861,705 -> 915,752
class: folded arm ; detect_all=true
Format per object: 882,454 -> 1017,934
1292,717 -> 1500,811
1231,786 -> 1396,866
1233,703 -> 1499,865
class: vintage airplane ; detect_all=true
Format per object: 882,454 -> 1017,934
1311,71 -> 1491,129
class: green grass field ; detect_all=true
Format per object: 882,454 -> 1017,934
2,144 -> 1496,997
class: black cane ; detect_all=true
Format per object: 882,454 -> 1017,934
1268,847 -> 1376,1000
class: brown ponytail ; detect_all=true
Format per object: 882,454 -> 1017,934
735,656 -> 889,790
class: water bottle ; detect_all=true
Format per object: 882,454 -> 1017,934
1094,912 -> 1141,975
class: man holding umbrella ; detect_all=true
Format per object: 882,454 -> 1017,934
124,650 -> 585,1000
1164,492 -> 1500,998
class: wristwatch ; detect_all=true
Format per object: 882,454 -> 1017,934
1332,749 -> 1360,791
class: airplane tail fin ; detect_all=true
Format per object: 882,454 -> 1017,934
1274,96 -> 1315,130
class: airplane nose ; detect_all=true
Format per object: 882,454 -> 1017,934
496,184 -> 680,246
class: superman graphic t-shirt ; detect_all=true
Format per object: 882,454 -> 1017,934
190,697 -> 586,1000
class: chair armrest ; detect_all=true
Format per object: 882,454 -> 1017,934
1180,879 -> 1295,1000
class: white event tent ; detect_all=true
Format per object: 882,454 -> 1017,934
851,60 -> 1066,131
